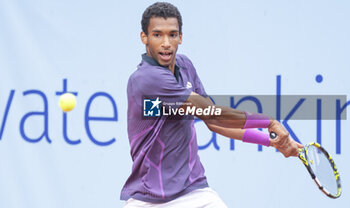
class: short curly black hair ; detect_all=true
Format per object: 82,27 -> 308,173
141,2 -> 182,35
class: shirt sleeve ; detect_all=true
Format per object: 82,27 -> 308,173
181,56 -> 208,97
193,70 -> 208,98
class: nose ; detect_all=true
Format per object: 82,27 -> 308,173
161,36 -> 171,49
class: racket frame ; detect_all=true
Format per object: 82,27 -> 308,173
298,142 -> 341,199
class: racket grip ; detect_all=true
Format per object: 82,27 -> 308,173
270,132 -> 277,139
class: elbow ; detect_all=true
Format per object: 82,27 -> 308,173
194,105 -> 221,120
202,116 -> 218,127
204,121 -> 215,132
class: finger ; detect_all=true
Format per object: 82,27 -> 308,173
292,148 -> 299,157
296,143 -> 303,148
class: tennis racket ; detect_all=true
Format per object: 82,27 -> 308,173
270,132 -> 342,199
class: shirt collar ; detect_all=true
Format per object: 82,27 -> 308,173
142,53 -> 180,82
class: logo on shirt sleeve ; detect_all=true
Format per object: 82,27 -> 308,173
186,82 -> 193,89
143,97 -> 162,117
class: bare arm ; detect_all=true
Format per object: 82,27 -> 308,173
185,92 -> 302,157
183,91 -> 247,128
206,123 -> 245,141
206,122 -> 303,157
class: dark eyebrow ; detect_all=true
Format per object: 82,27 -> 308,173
151,30 -> 162,33
151,29 -> 179,33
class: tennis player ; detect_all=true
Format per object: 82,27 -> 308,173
121,2 -> 303,207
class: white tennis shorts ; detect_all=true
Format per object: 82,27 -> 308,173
123,187 -> 228,208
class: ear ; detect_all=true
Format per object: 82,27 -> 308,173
141,31 -> 148,45
179,32 -> 183,45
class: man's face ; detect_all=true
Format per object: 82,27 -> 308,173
141,17 -> 182,69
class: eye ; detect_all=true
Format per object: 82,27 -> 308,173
153,33 -> 160,38
170,33 -> 178,38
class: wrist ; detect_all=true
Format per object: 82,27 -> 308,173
242,129 -> 270,147
243,112 -> 271,129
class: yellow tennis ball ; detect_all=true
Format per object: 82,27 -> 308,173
59,93 -> 76,112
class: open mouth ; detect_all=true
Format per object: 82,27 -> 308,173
159,51 -> 173,62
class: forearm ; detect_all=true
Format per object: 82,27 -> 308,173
203,106 -> 246,129
206,123 -> 271,147
206,123 -> 245,140
185,92 -> 270,129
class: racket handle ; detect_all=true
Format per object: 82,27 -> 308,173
270,132 -> 277,139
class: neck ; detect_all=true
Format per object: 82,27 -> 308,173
168,62 -> 175,74
145,50 -> 176,74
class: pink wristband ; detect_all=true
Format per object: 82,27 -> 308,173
243,112 -> 270,129
242,129 -> 270,147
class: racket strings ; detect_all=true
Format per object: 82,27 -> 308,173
307,145 -> 338,195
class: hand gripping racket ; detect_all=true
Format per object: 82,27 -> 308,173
270,132 -> 342,199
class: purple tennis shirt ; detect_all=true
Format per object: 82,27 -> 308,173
120,53 -> 209,203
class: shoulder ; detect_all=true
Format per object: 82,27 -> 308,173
176,54 -> 199,78
128,61 -> 177,92
176,54 -> 194,69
